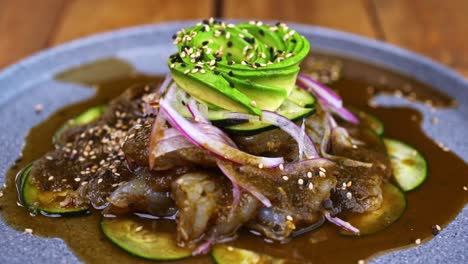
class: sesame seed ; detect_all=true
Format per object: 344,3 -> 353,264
308,183 -> 314,190
98,178 -> 103,184
319,171 -> 326,177
279,164 -> 284,170
200,69 -> 206,74
229,82 -> 235,88
463,186 -> 467,191
226,32 -> 231,39
191,68 -> 199,73
74,177 -> 81,182
34,104 -> 43,113
346,192 -> 353,200
24,228 -> 33,234
258,163 -> 264,169
286,215 -> 293,221
358,260 -> 366,264
432,224 -> 441,235
347,181 -> 353,187
282,176 -> 289,181
298,178 -> 304,185
227,246 -> 234,251
251,101 -> 257,107
48,176 -> 54,181
135,226 -> 143,232
415,238 -> 421,245
227,41 -> 233,47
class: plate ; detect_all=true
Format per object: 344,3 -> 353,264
0,21 -> 467,263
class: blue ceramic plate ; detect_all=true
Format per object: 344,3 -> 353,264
0,21 -> 466,263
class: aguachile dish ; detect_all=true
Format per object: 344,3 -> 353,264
11,20 -> 434,263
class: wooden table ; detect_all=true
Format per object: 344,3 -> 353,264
1,0 -> 467,77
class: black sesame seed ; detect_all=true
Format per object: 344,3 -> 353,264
254,62 -> 261,67
244,37 -> 255,44
275,22 -> 281,26
431,226 -> 440,236
229,82 -> 235,88
182,45 -> 190,50
214,70 -> 220,75
215,56 -> 222,61
181,63 -> 186,67
228,60 -> 234,65
291,38 -> 297,43
278,49 -> 284,53
259,29 -> 265,36
202,19 -> 209,25
202,40 -> 209,45
269,47 -> 274,54
172,34 -> 177,40
169,54 -> 176,58
228,71 -> 234,76
219,29 -> 225,35
227,41 -> 233,47
195,65 -> 202,69
171,58 -> 177,63
227,52 -> 232,57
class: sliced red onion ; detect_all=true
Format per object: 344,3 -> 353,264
297,74 -> 359,124
222,111 -> 319,159
192,239 -> 212,256
159,74 -> 173,95
324,211 -> 360,234
148,110 -> 169,169
218,161 -> 272,207
187,97 -> 209,124
160,86 -> 284,168
297,73 -> 342,108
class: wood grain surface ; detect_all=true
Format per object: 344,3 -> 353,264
0,0 -> 466,77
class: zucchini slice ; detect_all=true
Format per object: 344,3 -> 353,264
287,85 -> 316,108
101,217 -> 192,261
341,183 -> 406,236
225,100 -> 315,135
212,245 -> 285,264
352,109 -> 384,136
53,105 -> 106,145
16,163 -> 89,215
384,138 -> 427,191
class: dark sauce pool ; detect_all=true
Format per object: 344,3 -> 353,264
0,54 -> 467,263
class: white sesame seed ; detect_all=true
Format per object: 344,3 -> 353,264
286,215 -> 293,221
238,33 -> 244,38
358,260 -> 366,264
415,238 -> 421,245
308,183 -> 314,190
227,246 -> 234,251
279,164 -> 284,171
180,51 -> 186,58
251,101 -> 257,107
463,186 -> 468,191
200,69 -> 206,74
249,20 -> 256,25
435,224 -> 441,231
135,226 -> 143,232
346,192 -> 353,200
298,179 -> 304,185
34,104 -> 43,113
98,178 -> 103,184
282,176 -> 289,181
319,171 -> 326,177
227,24 -> 235,28
191,68 -> 199,73
258,163 -> 264,169
24,228 -> 33,234
74,178 -> 81,182
307,171 -> 313,178
48,176 -> 54,181
170,64 -> 175,68
226,32 -> 231,39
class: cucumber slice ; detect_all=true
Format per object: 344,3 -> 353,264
101,217 -> 192,261
212,245 -> 285,264
384,138 -> 427,191
53,105 -> 106,145
16,163 -> 89,215
341,183 -> 406,235
287,85 -> 316,108
225,100 -> 315,135
352,109 -> 384,136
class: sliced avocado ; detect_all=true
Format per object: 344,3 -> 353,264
171,70 -> 261,115
169,20 -> 310,114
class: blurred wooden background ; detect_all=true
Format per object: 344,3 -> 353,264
0,0 -> 467,77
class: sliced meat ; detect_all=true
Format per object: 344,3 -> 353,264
172,172 -> 227,246
106,169 -> 179,216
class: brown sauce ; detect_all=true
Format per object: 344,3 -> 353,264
1,54 -> 467,263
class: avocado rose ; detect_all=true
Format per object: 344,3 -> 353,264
168,19 -> 310,115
